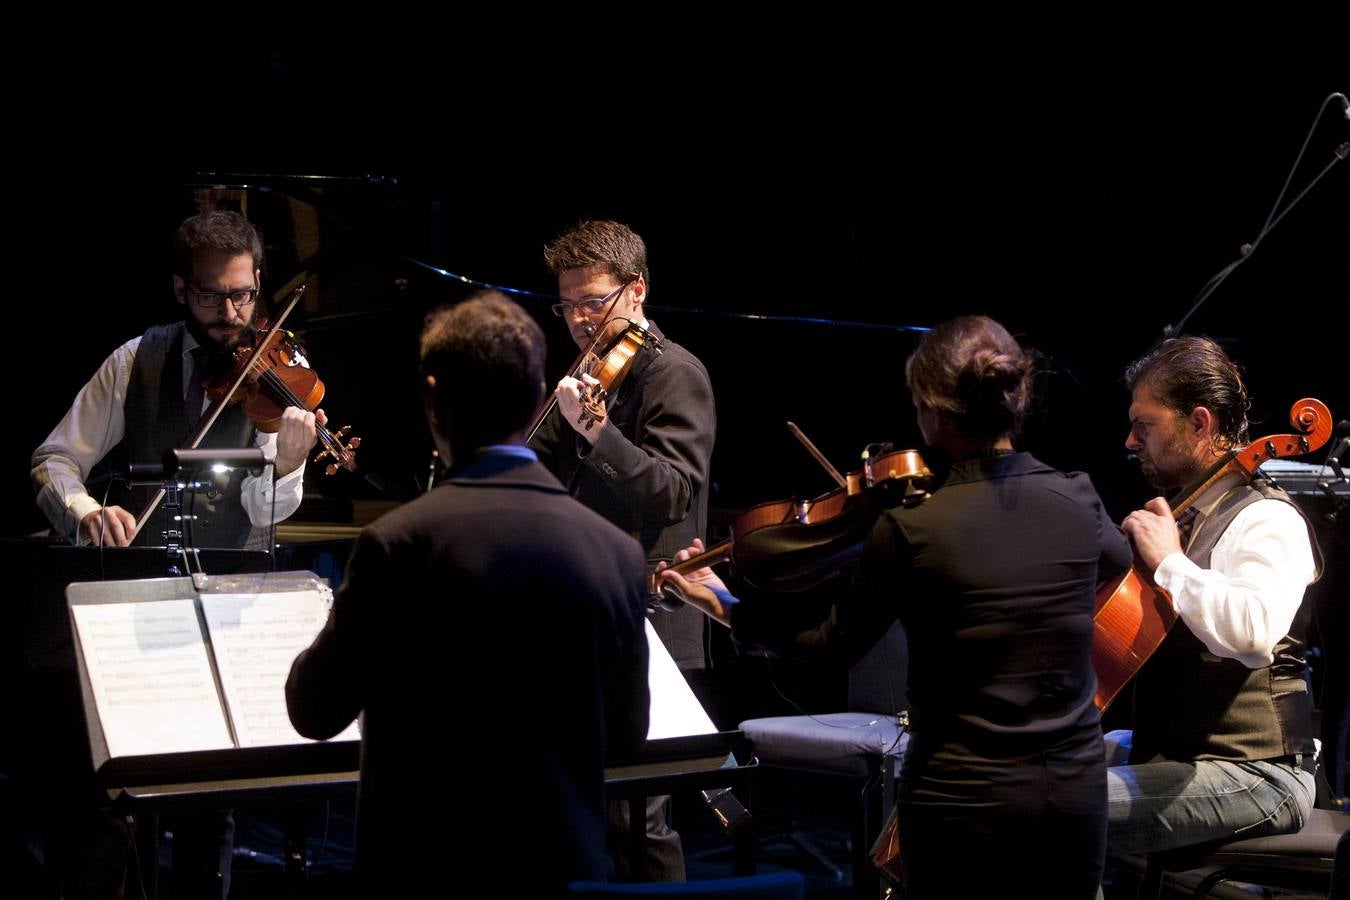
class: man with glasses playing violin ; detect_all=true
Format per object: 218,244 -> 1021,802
25,210 -> 324,900
530,219 -> 716,881
32,209 -> 323,549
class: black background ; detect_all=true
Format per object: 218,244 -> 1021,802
10,10 -> 1349,740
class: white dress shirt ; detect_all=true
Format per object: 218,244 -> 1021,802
32,331 -> 306,544
1154,475 -> 1316,669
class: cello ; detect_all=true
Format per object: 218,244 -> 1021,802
1090,397 -> 1332,710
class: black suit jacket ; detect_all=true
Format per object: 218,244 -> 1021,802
531,321 -> 715,669
286,452 -> 651,896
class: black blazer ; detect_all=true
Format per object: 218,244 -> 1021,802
286,452 -> 651,896
531,321 -> 716,669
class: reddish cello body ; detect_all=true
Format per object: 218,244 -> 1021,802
1090,397 -> 1332,710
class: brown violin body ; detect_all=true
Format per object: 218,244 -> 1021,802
658,448 -> 931,594
576,323 -> 659,430
1090,397 -> 1333,711
204,317 -> 360,475
525,320 -> 662,441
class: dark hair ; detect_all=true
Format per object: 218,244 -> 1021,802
174,210 -> 264,277
543,220 -> 649,286
420,291 -> 546,449
905,315 -> 1034,440
1124,336 -> 1249,449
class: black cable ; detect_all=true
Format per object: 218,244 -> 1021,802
98,478 -> 115,580
269,460 -> 278,572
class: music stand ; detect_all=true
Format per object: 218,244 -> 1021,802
67,570 -> 359,899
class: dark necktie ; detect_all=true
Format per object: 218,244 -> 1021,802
1176,506 -> 1200,551
185,347 -> 208,426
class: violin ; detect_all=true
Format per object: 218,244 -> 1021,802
655,446 -> 932,596
205,316 -> 360,475
525,318 -> 663,441
1090,397 -> 1332,711
133,284 -> 358,537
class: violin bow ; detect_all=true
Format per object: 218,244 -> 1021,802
785,420 -> 848,489
133,284 -> 308,537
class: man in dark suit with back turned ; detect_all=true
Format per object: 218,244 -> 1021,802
286,291 -> 651,897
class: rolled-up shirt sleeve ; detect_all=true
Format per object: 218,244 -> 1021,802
32,335 -> 307,542
31,339 -> 137,542
1153,499 -> 1315,668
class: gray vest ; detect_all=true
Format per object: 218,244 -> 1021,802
1130,479 -> 1321,763
99,323 -> 257,548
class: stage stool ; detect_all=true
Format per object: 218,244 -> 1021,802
737,621 -> 908,896
1133,806 -> 1350,899
567,870 -> 806,898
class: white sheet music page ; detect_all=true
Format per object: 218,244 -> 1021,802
644,619 -> 718,739
72,599 -> 232,758
201,590 -> 361,748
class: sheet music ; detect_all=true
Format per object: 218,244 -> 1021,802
71,599 -> 233,758
201,591 -> 361,748
644,619 -> 718,739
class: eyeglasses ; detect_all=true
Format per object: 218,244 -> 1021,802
186,284 -> 259,309
550,282 -> 628,318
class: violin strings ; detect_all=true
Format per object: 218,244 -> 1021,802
257,368 -> 344,458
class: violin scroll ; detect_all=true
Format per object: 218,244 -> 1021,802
315,426 -> 361,475
1232,397 -> 1332,475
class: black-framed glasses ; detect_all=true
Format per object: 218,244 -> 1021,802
186,283 -> 259,309
550,282 -> 629,318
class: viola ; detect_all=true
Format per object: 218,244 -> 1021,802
204,316 -> 360,475
654,447 -> 932,596
1090,397 -> 1332,711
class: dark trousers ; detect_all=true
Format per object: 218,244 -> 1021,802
899,736 -> 1107,900
606,794 -> 686,882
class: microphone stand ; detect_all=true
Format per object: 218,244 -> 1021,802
1142,92 -> 1349,358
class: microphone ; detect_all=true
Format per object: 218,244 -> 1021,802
581,322 -> 596,337
1339,93 -> 1350,120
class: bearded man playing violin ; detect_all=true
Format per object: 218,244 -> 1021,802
32,209 -> 324,548
529,219 -> 716,882
1105,336 -> 1321,858
23,210 -> 329,900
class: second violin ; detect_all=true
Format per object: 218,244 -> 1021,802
656,444 -> 932,597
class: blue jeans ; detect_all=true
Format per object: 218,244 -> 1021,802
1103,729 -> 1315,854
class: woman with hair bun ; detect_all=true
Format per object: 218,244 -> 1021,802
660,316 -> 1132,898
